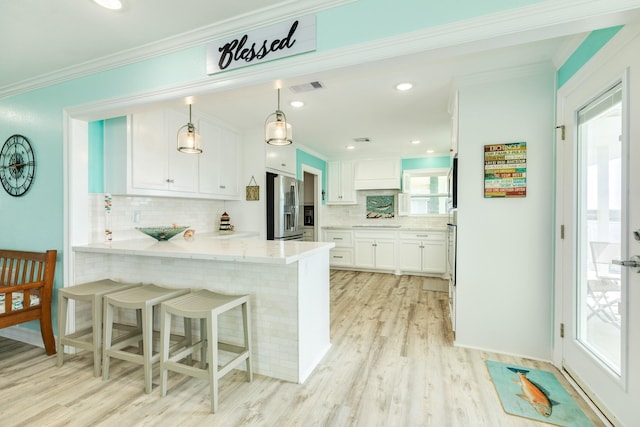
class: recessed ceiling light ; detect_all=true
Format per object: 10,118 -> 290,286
411,140 -> 421,145
93,0 -> 123,10
395,82 -> 413,91
289,101 -> 304,108
426,149 -> 435,154
346,145 -> 355,150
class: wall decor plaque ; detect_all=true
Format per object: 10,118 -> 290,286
484,142 -> 527,198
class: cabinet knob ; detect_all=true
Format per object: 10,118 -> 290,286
166,178 -> 174,183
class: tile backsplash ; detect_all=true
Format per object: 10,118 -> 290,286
88,194 -> 228,242
323,190 -> 448,229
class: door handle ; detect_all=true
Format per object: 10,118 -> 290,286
613,255 -> 640,272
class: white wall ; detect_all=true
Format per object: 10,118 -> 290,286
455,64 -> 555,360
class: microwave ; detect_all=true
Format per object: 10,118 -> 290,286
303,205 -> 314,226
448,155 -> 458,209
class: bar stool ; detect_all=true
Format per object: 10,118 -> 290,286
57,279 -> 141,376
102,284 -> 189,393
159,289 -> 252,413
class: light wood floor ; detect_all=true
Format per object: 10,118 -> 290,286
0,271 -> 605,426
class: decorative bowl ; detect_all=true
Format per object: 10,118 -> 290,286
136,226 -> 189,241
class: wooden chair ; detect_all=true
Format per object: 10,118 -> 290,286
0,249 -> 57,355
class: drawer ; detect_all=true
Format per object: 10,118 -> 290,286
353,230 -> 397,240
399,231 -> 445,241
329,248 -> 353,266
324,230 -> 353,247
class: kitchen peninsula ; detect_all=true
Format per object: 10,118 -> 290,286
72,237 -> 334,383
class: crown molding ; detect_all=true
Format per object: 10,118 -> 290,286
0,0 -> 354,99
30,0 -> 640,103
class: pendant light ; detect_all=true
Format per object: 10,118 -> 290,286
177,104 -> 202,154
265,88 -> 293,145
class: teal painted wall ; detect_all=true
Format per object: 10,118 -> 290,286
557,26 -> 623,88
88,120 -> 104,193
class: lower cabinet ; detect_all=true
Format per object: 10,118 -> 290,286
397,231 -> 446,274
323,228 -> 446,276
324,230 -> 354,267
354,232 -> 396,271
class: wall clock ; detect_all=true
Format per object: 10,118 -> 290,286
0,134 -> 36,197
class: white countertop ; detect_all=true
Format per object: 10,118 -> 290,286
73,237 -> 334,265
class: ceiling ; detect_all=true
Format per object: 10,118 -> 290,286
2,1 -> 639,160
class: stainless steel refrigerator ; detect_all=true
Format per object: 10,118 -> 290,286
266,172 -> 304,241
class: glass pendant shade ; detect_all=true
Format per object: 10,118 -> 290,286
177,104 -> 202,154
265,89 -> 293,145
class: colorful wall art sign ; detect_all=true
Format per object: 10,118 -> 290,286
484,142 -> 527,198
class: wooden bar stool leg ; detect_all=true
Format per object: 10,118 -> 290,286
56,293 -> 68,368
200,318 -> 206,369
102,300 -> 114,381
160,304 -> 171,397
91,295 -> 102,377
207,312 -> 218,413
242,300 -> 253,382
142,304 -> 154,394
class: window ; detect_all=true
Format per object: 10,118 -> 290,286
401,168 -> 449,215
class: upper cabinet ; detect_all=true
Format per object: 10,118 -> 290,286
353,158 -> 401,190
266,143 -> 296,177
327,160 -> 356,204
198,120 -> 241,199
130,109 -> 199,194
104,110 -> 240,200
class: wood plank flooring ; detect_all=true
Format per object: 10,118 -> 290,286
0,271 -> 606,426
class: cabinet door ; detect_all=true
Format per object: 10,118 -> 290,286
197,119 -> 221,195
131,110 -> 169,190
165,109 -> 198,193
374,239 -> 396,270
198,120 -> 240,198
398,240 -> 423,272
327,161 -> 343,203
217,128 -> 240,197
266,143 -> 296,176
327,160 -> 356,204
422,240 -> 446,274
354,239 -> 375,268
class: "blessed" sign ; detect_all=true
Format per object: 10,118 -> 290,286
206,16 -> 316,74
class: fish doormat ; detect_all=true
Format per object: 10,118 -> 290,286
486,361 -> 594,426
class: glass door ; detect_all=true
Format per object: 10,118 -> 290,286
559,62 -> 640,425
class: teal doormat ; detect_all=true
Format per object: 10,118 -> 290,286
486,360 -> 594,426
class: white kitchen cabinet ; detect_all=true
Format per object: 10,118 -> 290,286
266,142 -> 296,176
327,160 -> 356,204
131,109 -> 199,194
398,231 -> 446,274
353,158 -> 400,190
198,119 -> 240,199
324,229 -> 354,267
303,227 -> 315,241
354,231 -> 396,271
104,111 -> 241,200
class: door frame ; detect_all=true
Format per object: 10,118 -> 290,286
553,23 -> 640,424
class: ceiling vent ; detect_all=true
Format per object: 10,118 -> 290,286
289,81 -> 325,93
